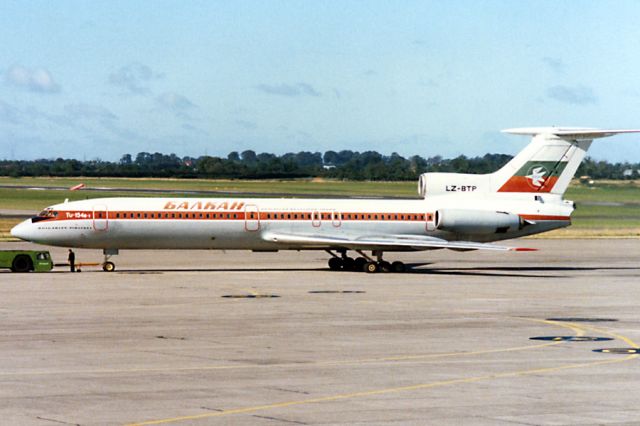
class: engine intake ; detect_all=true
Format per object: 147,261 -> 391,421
417,172 -> 491,198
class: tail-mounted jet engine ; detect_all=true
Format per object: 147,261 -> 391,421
418,172 -> 491,198
435,209 -> 523,235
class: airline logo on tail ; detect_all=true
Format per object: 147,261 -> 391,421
526,165 -> 548,188
498,161 -> 567,192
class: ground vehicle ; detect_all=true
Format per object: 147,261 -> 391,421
0,250 -> 54,272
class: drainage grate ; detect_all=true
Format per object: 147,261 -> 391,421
593,348 -> 640,354
221,294 -> 280,298
530,336 -> 613,342
546,318 -> 618,322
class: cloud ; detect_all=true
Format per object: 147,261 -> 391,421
64,103 -> 117,122
4,65 -> 60,93
156,92 -> 198,121
109,63 -> 162,95
547,85 -> 597,105
542,57 -> 565,74
182,123 -> 209,136
157,92 -> 196,110
255,82 -> 321,97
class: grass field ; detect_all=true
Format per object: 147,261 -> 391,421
0,176 -> 415,198
1,177 -> 639,239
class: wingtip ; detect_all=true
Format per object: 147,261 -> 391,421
511,247 -> 538,252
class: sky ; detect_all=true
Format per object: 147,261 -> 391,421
2,0 -> 640,162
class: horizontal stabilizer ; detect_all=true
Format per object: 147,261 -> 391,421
502,127 -> 640,140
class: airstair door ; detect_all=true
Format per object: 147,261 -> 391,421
93,205 -> 109,231
332,211 -> 342,227
311,210 -> 321,227
426,211 -> 436,232
244,204 -> 260,231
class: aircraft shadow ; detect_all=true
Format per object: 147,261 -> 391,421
70,265 -> 636,279
405,265 -> 638,278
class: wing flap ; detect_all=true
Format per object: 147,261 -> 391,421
262,232 -> 535,252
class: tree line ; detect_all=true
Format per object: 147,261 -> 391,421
1,150 -> 639,180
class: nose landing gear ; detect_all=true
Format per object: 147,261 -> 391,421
102,248 -> 118,272
325,250 -> 406,273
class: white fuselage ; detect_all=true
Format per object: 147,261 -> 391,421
11,194 -> 573,251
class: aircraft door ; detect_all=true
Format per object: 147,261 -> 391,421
311,210 -> 321,227
244,204 -> 260,231
93,205 -> 109,231
426,211 -> 436,232
332,210 -> 342,227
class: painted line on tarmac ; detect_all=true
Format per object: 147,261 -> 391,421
126,319 -> 638,425
0,335 -> 566,378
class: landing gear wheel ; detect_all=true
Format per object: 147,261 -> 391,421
102,261 -> 116,272
354,257 -> 367,271
342,257 -> 355,271
391,261 -> 406,273
328,257 -> 342,271
379,261 -> 391,272
364,261 -> 379,273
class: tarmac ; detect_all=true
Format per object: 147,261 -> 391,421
1,239 -> 639,425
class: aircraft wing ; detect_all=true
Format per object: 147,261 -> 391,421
261,232 -> 536,252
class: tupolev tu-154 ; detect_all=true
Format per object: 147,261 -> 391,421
11,127 -> 640,272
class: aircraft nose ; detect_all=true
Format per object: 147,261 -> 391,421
11,219 -> 33,241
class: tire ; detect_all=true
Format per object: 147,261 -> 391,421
11,255 -> 33,273
328,257 -> 342,271
379,261 -> 391,272
391,261 -> 406,273
342,257 -> 355,271
102,261 -> 116,272
354,257 -> 368,271
364,261 -> 379,273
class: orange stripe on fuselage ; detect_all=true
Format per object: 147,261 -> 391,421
519,214 -> 570,221
44,210 -> 431,223
39,210 -> 570,223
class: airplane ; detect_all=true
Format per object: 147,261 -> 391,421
10,127 -> 640,273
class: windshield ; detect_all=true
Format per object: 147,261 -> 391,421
38,209 -> 58,217
32,208 -> 58,223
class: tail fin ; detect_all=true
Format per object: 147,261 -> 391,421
492,127 -> 640,195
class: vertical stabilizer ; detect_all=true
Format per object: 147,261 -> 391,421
491,128 -> 640,195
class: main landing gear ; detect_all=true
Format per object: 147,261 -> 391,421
326,250 -> 406,273
102,248 -> 118,272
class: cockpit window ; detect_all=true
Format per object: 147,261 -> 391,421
38,209 -> 58,217
32,209 -> 57,223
